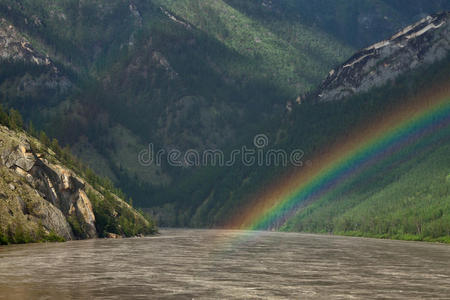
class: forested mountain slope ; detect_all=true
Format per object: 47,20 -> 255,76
145,12 -> 450,243
282,138 -> 450,242
1,0 -> 449,210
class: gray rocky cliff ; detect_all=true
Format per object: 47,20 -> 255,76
314,12 -> 450,102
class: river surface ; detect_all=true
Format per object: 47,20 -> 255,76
0,229 -> 449,299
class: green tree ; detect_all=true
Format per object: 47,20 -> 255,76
27,120 -> 37,137
51,138 -> 62,156
39,130 -> 50,147
0,105 -> 8,126
7,109 -> 23,130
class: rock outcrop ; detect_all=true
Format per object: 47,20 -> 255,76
0,126 -> 156,244
314,12 -> 450,102
0,18 -> 72,96
0,126 -> 97,239
0,125 -> 155,243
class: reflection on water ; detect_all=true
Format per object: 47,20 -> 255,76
0,229 -> 449,299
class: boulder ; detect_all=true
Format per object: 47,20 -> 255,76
2,144 -> 36,172
106,232 -> 123,239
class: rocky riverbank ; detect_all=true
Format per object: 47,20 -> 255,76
0,125 -> 156,244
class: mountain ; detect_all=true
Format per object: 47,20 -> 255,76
0,111 -> 156,245
1,1 -> 450,241
144,11 -> 450,243
276,13 -> 450,242
1,0 -> 450,211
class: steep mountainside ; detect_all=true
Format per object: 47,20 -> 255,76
144,12 -> 450,236
224,0 -> 450,48
315,12 -> 450,102
0,121 -> 156,245
1,0 -> 449,208
282,140 -> 450,242
275,12 -> 450,241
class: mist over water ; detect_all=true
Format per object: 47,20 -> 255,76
0,229 -> 449,299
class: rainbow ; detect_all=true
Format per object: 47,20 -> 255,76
227,82 -> 450,231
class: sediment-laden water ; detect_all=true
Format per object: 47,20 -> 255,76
0,229 -> 449,299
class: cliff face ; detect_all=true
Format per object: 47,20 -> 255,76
0,18 -> 49,64
0,125 -> 154,243
314,12 -> 450,102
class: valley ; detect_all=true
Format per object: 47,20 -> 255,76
0,0 -> 449,243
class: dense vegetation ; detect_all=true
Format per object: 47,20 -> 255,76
223,0 -> 450,48
150,53 -> 450,244
283,145 -> 450,243
88,190 -> 156,238
277,58 -> 450,242
279,55 -> 450,243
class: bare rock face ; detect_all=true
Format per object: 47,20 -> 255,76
0,18 -> 72,96
0,126 -> 97,239
29,162 -> 97,238
0,167 -> 75,241
25,196 -> 74,240
314,12 -> 450,102
0,18 -> 50,65
75,190 -> 96,235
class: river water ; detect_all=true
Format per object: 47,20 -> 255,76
0,229 -> 449,299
